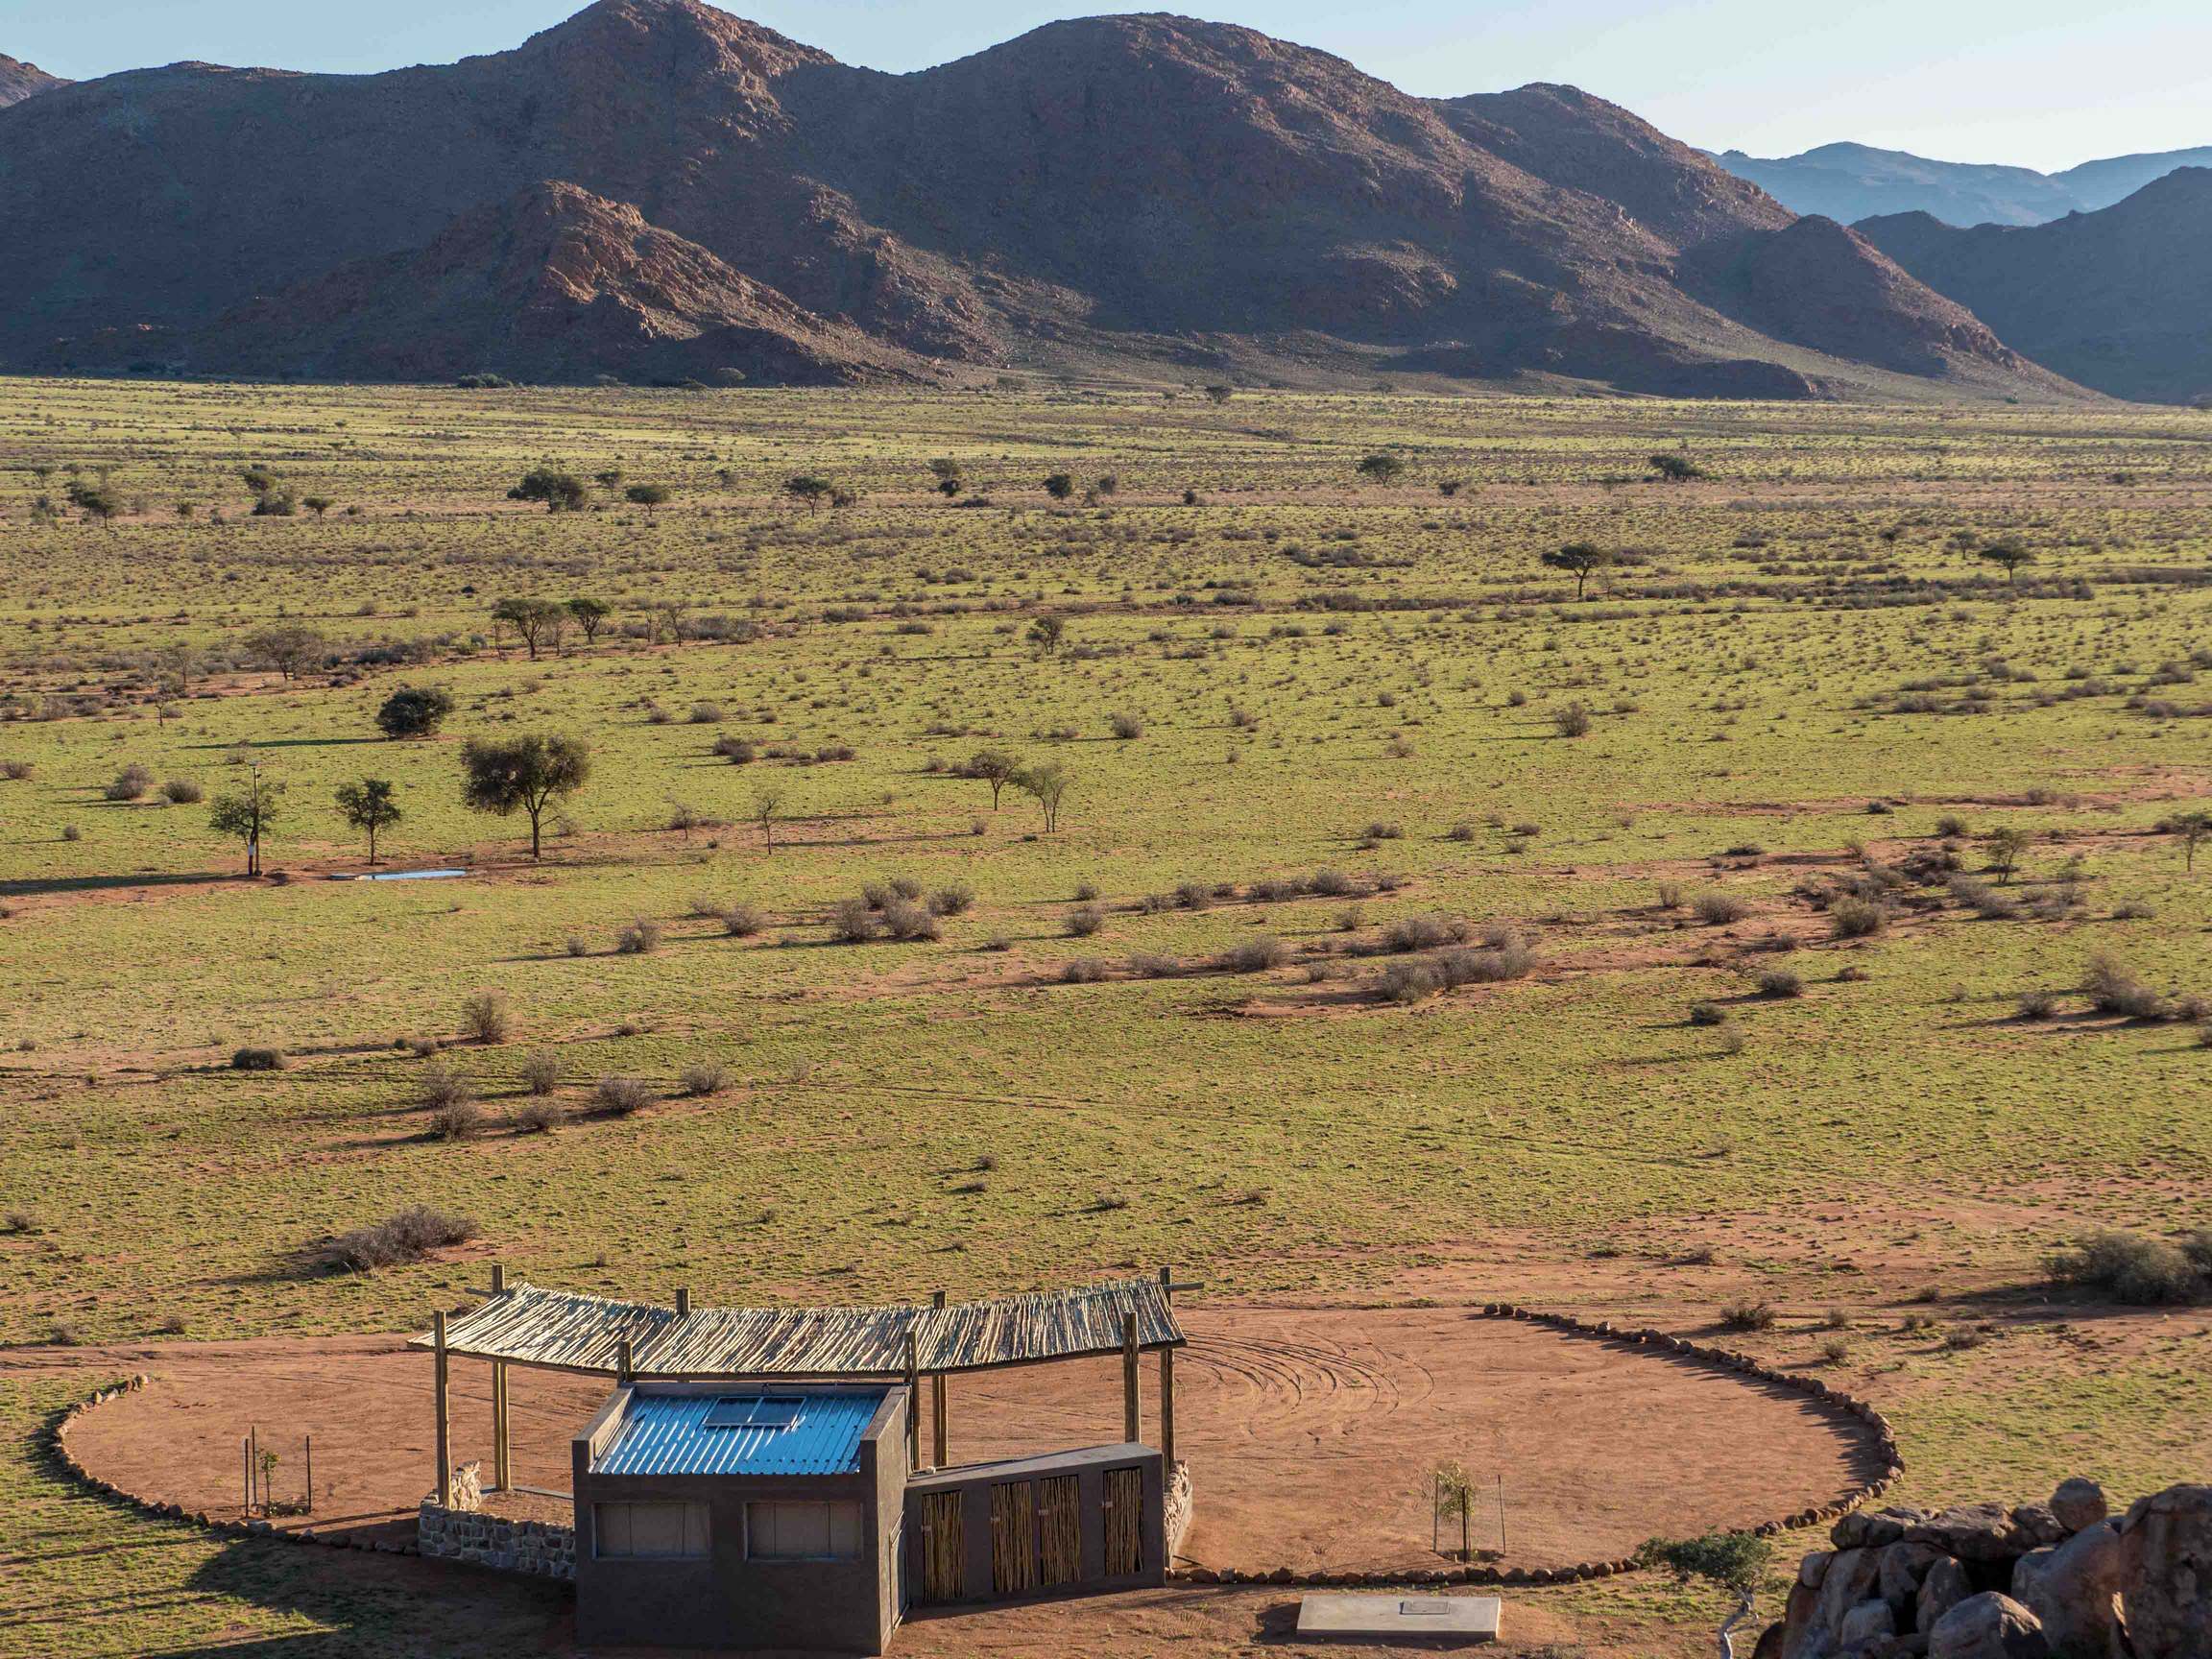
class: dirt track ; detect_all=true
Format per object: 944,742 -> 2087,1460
62,1303 -> 1879,1575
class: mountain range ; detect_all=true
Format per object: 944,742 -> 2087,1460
1715,140 -> 2212,229
0,1 -> 2081,400
0,52 -> 65,107
1861,169 -> 2212,406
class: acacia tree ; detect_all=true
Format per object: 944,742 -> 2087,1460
1356,453 -> 1406,485
566,595 -> 612,644
492,597 -> 567,660
1979,538 -> 2034,584
508,465 -> 589,513
1985,825 -> 2032,882
460,733 -> 590,859
928,459 -> 964,498
1043,471 -> 1076,500
243,624 -> 328,681
2166,809 -> 2212,873
624,483 -> 672,514
1027,616 -> 1067,658
1649,452 -> 1707,481
375,685 -> 454,738
1637,1532 -> 1771,1659
752,786 -> 786,852
334,778 -> 402,864
967,748 -> 1022,811
1541,541 -> 1615,600
1018,759 -> 1072,833
783,475 -> 832,515
208,772 -> 285,877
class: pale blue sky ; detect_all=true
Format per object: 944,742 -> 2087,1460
3,0 -> 2206,172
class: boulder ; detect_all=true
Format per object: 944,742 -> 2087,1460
1839,1509 -> 1929,1551
1880,1542 -> 1944,1610
2048,1481 -> 2108,1536
2115,1483 -> 2212,1659
1841,1599 -> 1900,1649
1753,1622 -> 1788,1659
1918,1556 -> 1974,1633
1803,1551 -> 1835,1589
2010,1506 -> 2068,1550
2011,1522 -> 2124,1659
1926,1594 -> 2050,1659
1909,1503 -> 2031,1564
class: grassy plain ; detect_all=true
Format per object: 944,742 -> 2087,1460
2,376 -> 2211,1655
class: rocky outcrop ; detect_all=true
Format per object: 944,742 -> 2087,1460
0,53 -> 65,108
1771,1479 -> 2206,1659
2116,1485 -> 2212,1659
1928,1594 -> 2052,1659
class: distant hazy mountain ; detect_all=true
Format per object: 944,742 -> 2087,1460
0,53 -> 67,108
1861,168 -> 2212,403
1716,140 -> 2212,228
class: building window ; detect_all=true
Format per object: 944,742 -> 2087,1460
594,1501 -> 709,1559
747,1499 -> 865,1561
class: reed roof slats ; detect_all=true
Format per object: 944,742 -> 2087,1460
410,1278 -> 1184,1378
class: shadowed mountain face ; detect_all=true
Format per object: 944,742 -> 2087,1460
0,1 -> 2077,397
0,53 -> 66,107
1717,140 -> 2212,228
1860,168 -> 2212,405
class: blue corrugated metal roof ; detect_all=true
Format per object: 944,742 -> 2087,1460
597,1391 -> 886,1477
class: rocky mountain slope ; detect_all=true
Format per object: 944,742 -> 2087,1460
1860,168 -> 2212,404
0,53 -> 66,108
1717,139 -> 2212,228
0,2 -> 2079,397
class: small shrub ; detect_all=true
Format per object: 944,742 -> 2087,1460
1714,1022 -> 1748,1055
1108,711 -> 1144,739
1552,701 -> 1593,738
615,918 -> 664,955
230,1046 -> 286,1071
1072,880 -> 1101,902
460,989 -> 512,1044
403,1033 -> 443,1058
0,759 -> 33,781
830,899 -> 878,943
1061,957 -> 1110,984
593,1075 -> 654,1116
679,1060 -> 733,1096
420,1064 -> 471,1111
1377,960 -> 1442,1003
1126,951 -> 1180,978
1310,867 -> 1357,897
720,902 -> 767,936
928,884 -> 975,917
1219,935 -> 1288,974
1819,1337 -> 1852,1366
2045,1230 -> 2208,1305
520,1049 -> 562,1094
160,777 -> 204,805
2082,953 -> 2169,1020
1692,892 -> 1751,926
325,1205 -> 478,1272
1363,820 -> 1405,841
428,1098 -> 483,1140
1755,969 -> 1803,999
2015,989 -> 2059,1021
1829,898 -> 1887,939
880,899 -> 941,942
1654,880 -> 1683,909
105,763 -> 156,802
513,1096 -> 563,1133
564,935 -> 590,957
1065,903 -> 1107,938
1687,1001 -> 1727,1027
1382,912 -> 1468,952
1719,1300 -> 1777,1332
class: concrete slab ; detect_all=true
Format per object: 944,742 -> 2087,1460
1294,1594 -> 1503,1643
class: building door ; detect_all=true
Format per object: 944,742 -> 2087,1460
989,1479 -> 1037,1596
1103,1466 -> 1143,1577
1037,1475 -> 1081,1587
917,1490 -> 964,1604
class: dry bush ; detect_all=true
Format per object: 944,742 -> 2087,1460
420,1064 -> 471,1111
1377,960 -> 1442,1003
1218,935 -> 1288,974
512,1096 -> 563,1134
1126,952 -> 1181,978
720,902 -> 767,936
615,918 -> 663,954
679,1060 -> 733,1097
325,1205 -> 478,1272
1381,912 -> 1470,952
2045,1230 -> 2212,1305
428,1098 -> 483,1140
1719,1300 -> 1777,1332
2082,954 -> 2171,1020
460,989 -> 512,1044
1065,903 -> 1107,938
1755,969 -> 1804,999
928,884 -> 975,917
1061,958 -> 1110,984
230,1046 -> 286,1071
519,1049 -> 562,1094
830,899 -> 878,943
1828,898 -> 1887,939
105,763 -> 155,802
593,1076 -> 654,1116
160,777 -> 204,805
1692,892 -> 1751,926
880,900 -> 941,942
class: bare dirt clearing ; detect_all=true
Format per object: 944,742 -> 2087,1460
60,1303 -> 1877,1575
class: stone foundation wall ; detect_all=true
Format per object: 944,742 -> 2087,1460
1165,1459 -> 1194,1560
417,1499 -> 576,1580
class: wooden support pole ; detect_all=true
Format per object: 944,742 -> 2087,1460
432,1310 -> 451,1509
903,1331 -> 922,1473
490,1265 -> 510,1492
1157,1265 -> 1177,1467
930,1290 -> 948,1469
1122,1312 -> 1140,1445
616,1337 -> 634,1383
675,1286 -> 691,1317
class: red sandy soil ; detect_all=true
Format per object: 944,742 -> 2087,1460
63,1304 -> 1877,1575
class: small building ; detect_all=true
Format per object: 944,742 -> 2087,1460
573,1383 -> 906,1655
